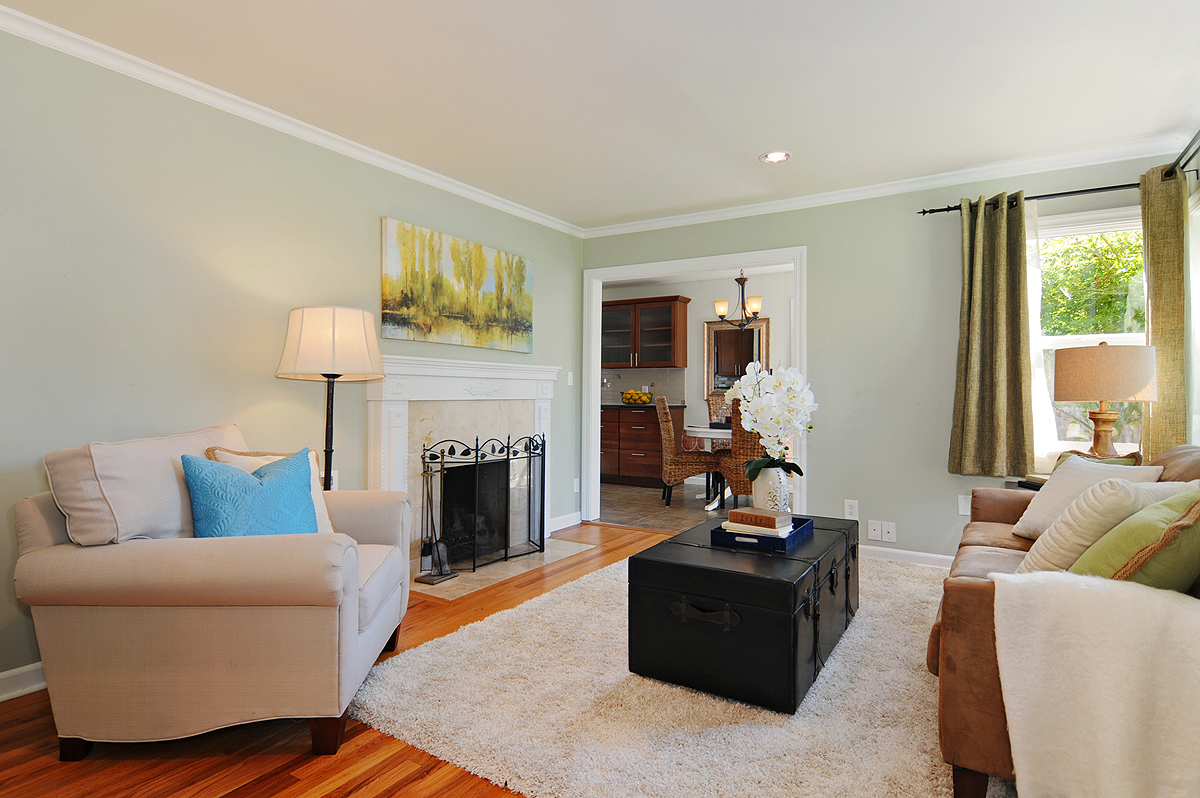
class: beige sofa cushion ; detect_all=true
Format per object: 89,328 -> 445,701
358,543 -> 405,632
45,424 -> 248,546
1012,456 -> 1163,540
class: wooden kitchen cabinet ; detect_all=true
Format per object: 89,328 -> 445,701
599,405 -> 685,486
601,295 -> 689,369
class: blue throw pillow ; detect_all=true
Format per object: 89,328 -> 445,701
182,448 -> 318,538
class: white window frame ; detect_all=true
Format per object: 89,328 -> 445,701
1028,204 -> 1145,471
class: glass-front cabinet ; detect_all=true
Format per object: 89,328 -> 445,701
600,295 -> 689,369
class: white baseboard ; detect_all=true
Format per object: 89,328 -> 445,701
860,545 -> 953,570
0,662 -> 46,702
549,512 -> 582,533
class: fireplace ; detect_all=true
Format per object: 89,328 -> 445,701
365,354 -> 560,578
420,435 -> 545,573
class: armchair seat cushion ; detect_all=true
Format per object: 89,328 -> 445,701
358,543 -> 405,632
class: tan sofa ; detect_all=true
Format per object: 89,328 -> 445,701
927,444 -> 1200,798
13,425 -> 412,760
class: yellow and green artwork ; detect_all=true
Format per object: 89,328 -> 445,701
382,218 -> 533,352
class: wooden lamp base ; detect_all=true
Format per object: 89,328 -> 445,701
1087,404 -> 1120,458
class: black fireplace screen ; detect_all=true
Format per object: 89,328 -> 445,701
421,435 -> 545,572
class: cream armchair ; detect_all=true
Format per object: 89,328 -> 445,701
12,426 -> 411,761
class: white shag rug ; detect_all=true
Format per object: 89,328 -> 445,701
353,556 -> 1016,798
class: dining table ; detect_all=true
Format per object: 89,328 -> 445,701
683,425 -> 733,510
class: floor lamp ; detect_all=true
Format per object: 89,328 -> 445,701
276,306 -> 384,490
1053,342 -> 1157,458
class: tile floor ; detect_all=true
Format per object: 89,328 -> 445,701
598,480 -> 729,534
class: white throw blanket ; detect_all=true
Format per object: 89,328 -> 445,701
992,571 -> 1200,798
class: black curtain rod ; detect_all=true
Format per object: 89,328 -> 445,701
917,182 -> 1140,215
1165,126 -> 1200,178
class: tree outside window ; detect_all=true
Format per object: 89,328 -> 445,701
1039,228 -> 1145,446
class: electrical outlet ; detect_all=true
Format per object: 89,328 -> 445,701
844,500 -> 859,520
958,494 -> 972,516
882,521 -> 897,542
867,520 -> 882,541
574,478 -> 580,493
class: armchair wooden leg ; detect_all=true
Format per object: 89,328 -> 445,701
952,765 -> 989,798
59,737 -> 93,761
311,710 -> 348,755
384,626 -> 399,652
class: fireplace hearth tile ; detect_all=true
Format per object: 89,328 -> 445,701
410,538 -> 593,602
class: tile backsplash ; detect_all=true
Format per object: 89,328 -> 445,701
601,368 -> 686,405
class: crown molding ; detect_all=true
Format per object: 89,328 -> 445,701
580,137 -> 1184,238
0,5 -> 586,238
2,5 -> 1189,242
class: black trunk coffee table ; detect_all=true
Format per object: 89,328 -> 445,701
628,514 -> 858,714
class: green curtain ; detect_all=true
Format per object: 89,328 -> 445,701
949,191 -> 1034,477
1140,165 -> 1190,460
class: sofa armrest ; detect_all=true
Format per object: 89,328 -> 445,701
14,533 -> 358,607
936,575 -> 1015,780
323,490 -> 412,549
971,488 -> 1035,524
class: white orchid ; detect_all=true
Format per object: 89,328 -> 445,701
726,362 -> 817,477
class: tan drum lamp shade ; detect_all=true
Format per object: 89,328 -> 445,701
276,306 -> 384,490
1053,342 -> 1157,458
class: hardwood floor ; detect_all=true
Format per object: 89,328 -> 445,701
0,523 -> 673,798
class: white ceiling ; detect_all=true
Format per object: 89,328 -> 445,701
4,0 -> 1200,232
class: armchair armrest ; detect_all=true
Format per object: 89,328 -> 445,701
971,488 -> 1035,524
323,490 -> 411,548
14,533 -> 358,607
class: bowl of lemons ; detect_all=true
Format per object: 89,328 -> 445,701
621,389 -> 653,405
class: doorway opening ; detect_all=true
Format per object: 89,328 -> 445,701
581,247 -> 808,524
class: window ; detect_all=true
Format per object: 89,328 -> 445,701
1028,206 -> 1145,471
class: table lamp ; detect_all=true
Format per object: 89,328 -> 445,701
276,306 -> 384,490
1053,342 -> 1157,458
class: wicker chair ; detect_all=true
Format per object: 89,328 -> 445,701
655,396 -> 719,506
714,399 -> 768,506
705,390 -> 733,453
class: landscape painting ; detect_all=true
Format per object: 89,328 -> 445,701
382,218 -> 533,352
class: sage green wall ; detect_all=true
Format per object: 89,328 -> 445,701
0,31 -> 583,674
585,155 -> 1172,559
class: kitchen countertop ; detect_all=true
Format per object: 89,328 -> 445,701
601,403 -> 686,409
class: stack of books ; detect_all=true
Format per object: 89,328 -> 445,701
722,508 -> 797,536
711,508 -> 814,552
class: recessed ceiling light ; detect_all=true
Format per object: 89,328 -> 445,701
759,151 -> 791,164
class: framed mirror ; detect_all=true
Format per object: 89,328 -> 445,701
704,317 -> 770,402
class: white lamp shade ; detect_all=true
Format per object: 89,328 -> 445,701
1054,343 -> 1157,402
713,299 -> 730,318
276,306 -> 384,382
745,295 -> 763,315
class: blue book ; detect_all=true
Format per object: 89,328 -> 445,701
711,517 -> 814,553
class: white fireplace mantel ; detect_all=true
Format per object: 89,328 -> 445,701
366,354 -> 560,506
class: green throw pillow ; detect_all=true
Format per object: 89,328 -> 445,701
1052,451 -> 1141,472
1070,489 -> 1200,591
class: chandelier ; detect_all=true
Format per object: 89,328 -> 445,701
713,270 -> 763,329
